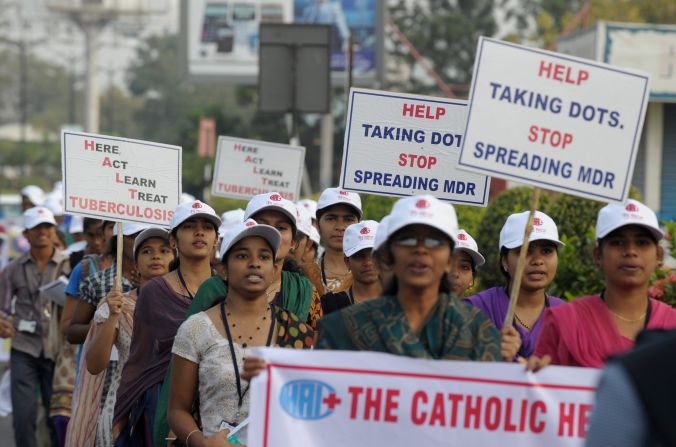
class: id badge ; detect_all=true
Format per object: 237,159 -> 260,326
18,319 -> 37,333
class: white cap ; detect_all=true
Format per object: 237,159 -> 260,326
296,199 -> 318,219
170,200 -> 221,231
317,188 -> 362,219
596,199 -> 663,241
454,229 -> 485,267
499,210 -> 563,250
218,209 -> 245,237
343,220 -> 379,257
23,206 -> 56,230
296,206 -> 313,238
43,193 -> 64,216
180,193 -> 196,204
68,215 -> 84,234
113,222 -> 153,237
21,185 -> 45,207
309,225 -> 320,246
133,227 -> 170,258
373,214 -> 391,252
384,195 -> 458,245
218,218 -> 282,262
244,192 -> 297,228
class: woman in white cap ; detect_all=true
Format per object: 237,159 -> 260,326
321,220 -> 382,315
113,200 -> 220,445
314,195 -> 501,359
535,199 -> 676,367
465,211 -> 566,361
167,220 -> 314,447
449,229 -> 485,297
66,228 -> 174,447
316,188 -> 362,293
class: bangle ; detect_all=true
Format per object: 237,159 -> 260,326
185,428 -> 201,447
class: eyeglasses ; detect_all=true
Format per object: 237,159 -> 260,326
393,236 -> 446,249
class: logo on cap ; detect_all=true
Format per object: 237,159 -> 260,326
626,203 -> 639,212
533,217 -> 543,226
415,199 -> 430,209
360,227 -> 370,235
270,194 -> 282,202
457,233 -> 467,241
192,202 -> 202,209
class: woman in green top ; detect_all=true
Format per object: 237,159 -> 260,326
316,195 -> 501,360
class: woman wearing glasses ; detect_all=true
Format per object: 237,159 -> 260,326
314,195 -> 501,360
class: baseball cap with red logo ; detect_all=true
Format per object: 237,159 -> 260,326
244,192 -> 298,229
317,188 -> 362,220
595,199 -> 663,241
384,195 -> 458,246
23,206 -> 57,230
454,229 -> 485,267
499,210 -> 563,250
170,200 -> 221,231
218,218 -> 282,262
343,220 -> 379,257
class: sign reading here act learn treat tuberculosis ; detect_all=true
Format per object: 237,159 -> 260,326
61,131 -> 181,226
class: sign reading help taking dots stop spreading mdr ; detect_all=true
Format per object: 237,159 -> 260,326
458,37 -> 651,203
61,131 -> 182,227
339,88 -> 490,206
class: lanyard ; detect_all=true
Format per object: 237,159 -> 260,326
176,268 -> 193,300
219,300 -> 275,407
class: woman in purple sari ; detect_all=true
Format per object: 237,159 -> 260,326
465,210 -> 566,360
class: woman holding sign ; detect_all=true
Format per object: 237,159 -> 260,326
535,200 -> 676,367
168,220 -> 313,446
113,200 -> 220,446
314,195 -> 501,360
465,211 -> 566,360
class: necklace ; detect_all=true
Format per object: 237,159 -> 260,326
514,312 -> 532,331
609,310 -> 647,323
224,303 -> 271,348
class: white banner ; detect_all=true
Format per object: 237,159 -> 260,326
248,348 -> 601,447
339,88 -> 490,206
458,37 -> 651,203
211,136 -> 305,202
61,131 -> 181,226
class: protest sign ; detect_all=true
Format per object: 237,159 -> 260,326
248,348 -> 600,447
458,37 -> 650,203
212,136 -> 305,202
61,131 -> 181,226
339,88 -> 490,206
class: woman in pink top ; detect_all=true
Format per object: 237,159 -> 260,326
535,199 -> 676,368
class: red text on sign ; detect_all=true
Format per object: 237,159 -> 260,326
402,104 -> 446,120
558,402 -> 591,438
347,387 -> 400,423
538,60 -> 589,85
398,153 -> 437,169
527,125 -> 573,149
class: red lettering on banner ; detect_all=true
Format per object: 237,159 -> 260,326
411,391 -> 427,425
538,60 -> 589,85
464,395 -> 482,429
347,386 -> 363,419
364,388 -> 382,421
384,389 -> 400,423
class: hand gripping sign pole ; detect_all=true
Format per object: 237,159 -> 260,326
503,187 -> 541,329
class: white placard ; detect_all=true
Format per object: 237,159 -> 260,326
339,88 -> 490,206
458,37 -> 651,203
248,348 -> 600,447
211,136 -> 305,202
61,131 -> 181,226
